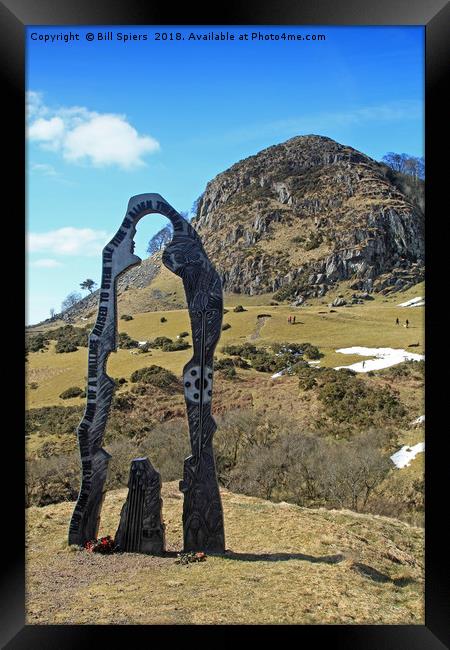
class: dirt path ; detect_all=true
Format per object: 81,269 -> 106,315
249,316 -> 270,340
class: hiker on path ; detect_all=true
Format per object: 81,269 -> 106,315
293,315 -> 296,324
362,360 -> 366,369
406,319 -> 409,328
396,317 -> 399,325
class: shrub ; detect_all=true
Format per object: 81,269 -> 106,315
29,382 -> 39,390
318,370 -> 406,426
130,365 -> 178,388
222,323 -> 231,331
304,232 -> 322,250
160,316 -> 167,323
26,333 -> 48,353
233,305 -> 246,312
178,331 -> 189,338
215,357 -> 235,370
26,405 -> 84,437
59,386 -> 85,400
55,340 -> 78,353
221,343 -> 257,357
48,325 -> 89,350
151,336 -> 173,348
117,332 -> 139,349
120,314 -> 133,321
219,366 -> 237,380
161,340 -> 191,352
112,393 -> 136,412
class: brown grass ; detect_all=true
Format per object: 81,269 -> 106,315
26,483 -> 424,625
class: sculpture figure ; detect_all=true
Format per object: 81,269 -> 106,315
68,194 -> 225,553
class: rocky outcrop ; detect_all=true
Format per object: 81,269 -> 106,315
192,135 -> 424,302
48,135 -> 424,326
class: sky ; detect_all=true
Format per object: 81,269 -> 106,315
26,25 -> 424,325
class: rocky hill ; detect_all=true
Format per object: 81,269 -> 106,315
193,135 -> 424,304
38,135 -> 424,325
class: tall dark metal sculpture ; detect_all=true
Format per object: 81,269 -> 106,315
68,193 -> 225,553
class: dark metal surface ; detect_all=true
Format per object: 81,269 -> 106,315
68,193 -> 224,552
114,457 -> 165,554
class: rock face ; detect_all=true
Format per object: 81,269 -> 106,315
192,135 -> 424,302
50,135 -> 424,326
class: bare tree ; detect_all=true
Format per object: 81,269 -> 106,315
61,292 -> 82,312
382,152 -> 425,181
146,225 -> 173,255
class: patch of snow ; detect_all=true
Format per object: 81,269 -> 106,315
412,415 -> 425,425
308,360 -> 320,365
397,296 -> 424,307
138,341 -> 148,347
271,370 -> 285,379
390,442 -> 425,469
334,347 -> 424,373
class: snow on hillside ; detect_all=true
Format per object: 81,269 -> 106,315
334,347 -> 424,373
390,442 -> 425,469
397,297 -> 425,307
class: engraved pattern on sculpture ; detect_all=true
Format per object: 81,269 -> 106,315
114,458 -> 165,554
68,193 -> 225,553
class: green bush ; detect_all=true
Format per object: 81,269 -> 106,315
59,386 -> 85,400
26,405 -> 84,437
304,232 -> 322,250
162,339 -> 191,352
152,336 -> 173,348
178,331 -> 189,338
117,332 -> 139,349
130,365 -> 178,388
26,333 -> 48,353
233,305 -> 246,313
221,343 -> 257,357
55,340 -> 79,353
219,366 -> 237,380
318,370 -> 406,426
49,324 -> 89,350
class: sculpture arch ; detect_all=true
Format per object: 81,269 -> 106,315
68,194 -> 225,553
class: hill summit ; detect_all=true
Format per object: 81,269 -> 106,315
192,134 -> 424,303
49,135 -> 424,324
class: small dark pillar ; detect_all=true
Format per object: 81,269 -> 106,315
114,457 -> 165,554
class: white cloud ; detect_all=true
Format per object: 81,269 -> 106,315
28,116 -> 65,143
30,163 -> 58,176
28,227 -> 110,257
31,258 -> 63,268
26,92 -> 160,169
63,114 -> 159,168
26,91 -> 48,120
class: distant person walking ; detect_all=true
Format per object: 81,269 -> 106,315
396,317 -> 399,325
293,315 -> 296,324
406,319 -> 409,328
362,360 -> 366,369
288,316 -> 291,324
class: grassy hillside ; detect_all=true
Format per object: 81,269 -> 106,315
26,281 -> 424,409
26,482 -> 424,625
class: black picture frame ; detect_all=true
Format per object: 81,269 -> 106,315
3,0 -> 448,647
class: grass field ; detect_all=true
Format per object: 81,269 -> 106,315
26,282 -> 424,409
26,482 -> 424,625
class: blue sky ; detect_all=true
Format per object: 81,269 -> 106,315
26,25 -> 424,325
